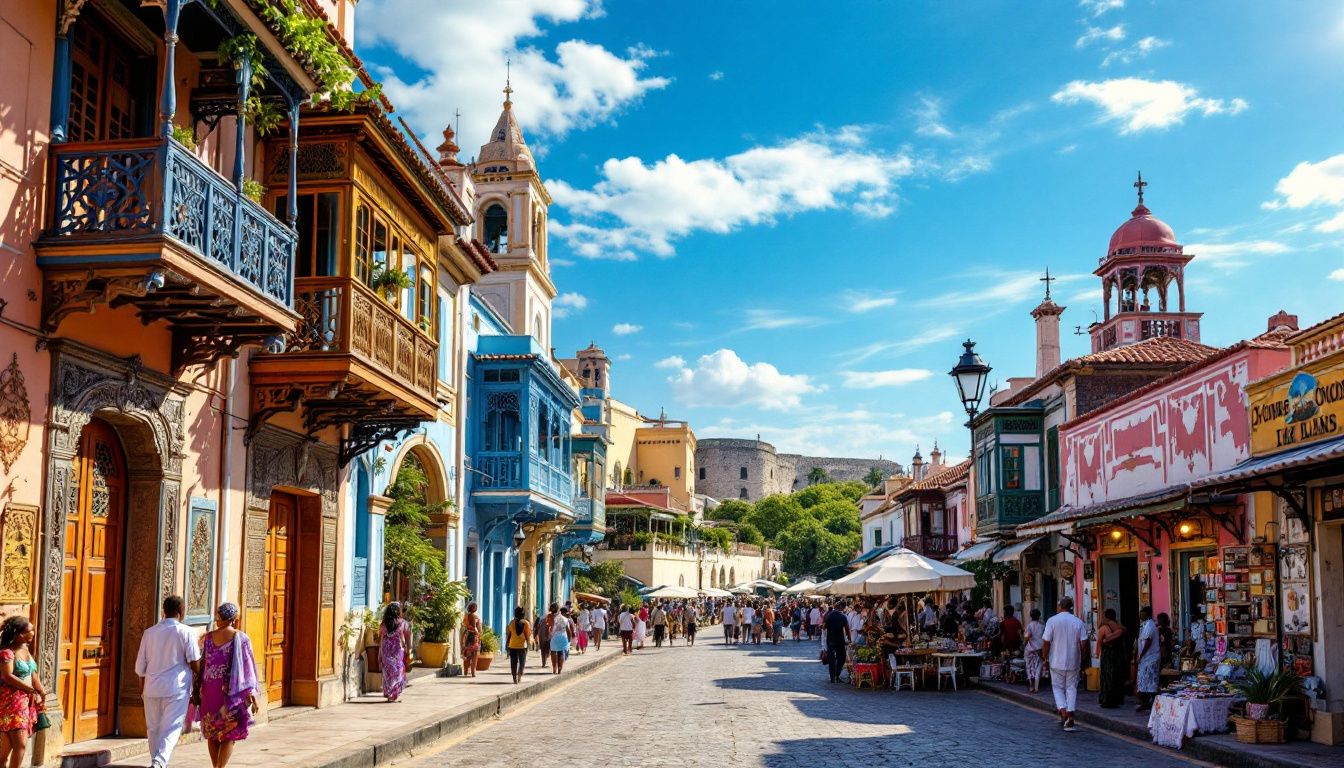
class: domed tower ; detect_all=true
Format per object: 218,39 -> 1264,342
1090,173 -> 1201,353
576,342 -> 611,396
911,446 -> 925,481
469,79 -> 558,347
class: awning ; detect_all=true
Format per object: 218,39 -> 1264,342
949,540 -> 999,563
849,545 -> 894,566
993,536 -> 1044,564
1015,486 -> 1189,537
1195,434 -> 1344,489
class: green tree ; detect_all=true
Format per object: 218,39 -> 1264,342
743,494 -> 805,540
707,499 -> 753,523
697,526 -> 734,551
573,559 -> 625,597
833,481 -> 872,503
959,559 -> 1013,608
864,467 -> 885,487
383,463 -> 467,644
735,522 -> 766,549
774,517 -> 856,575
806,466 -> 831,486
793,484 -> 845,509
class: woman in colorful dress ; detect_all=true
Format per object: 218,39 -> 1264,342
1023,609 -> 1046,695
196,603 -> 259,768
0,617 -> 43,768
379,603 -> 411,702
460,602 -> 482,678
634,604 -> 648,650
549,607 -> 574,673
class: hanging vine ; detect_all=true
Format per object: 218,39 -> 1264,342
212,0 -> 383,135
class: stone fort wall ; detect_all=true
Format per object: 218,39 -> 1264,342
696,438 -> 902,502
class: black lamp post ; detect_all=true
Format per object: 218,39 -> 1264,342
513,523 -> 526,549
950,340 -> 991,516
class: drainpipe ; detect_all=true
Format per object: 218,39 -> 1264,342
219,356 -> 235,602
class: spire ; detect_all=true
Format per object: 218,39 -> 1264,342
1040,266 -> 1055,300
476,64 -> 535,172
1132,171 -> 1150,216
436,125 -> 462,168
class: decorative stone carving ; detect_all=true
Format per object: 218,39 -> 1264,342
246,424 -> 339,518
184,499 -> 217,624
160,481 -> 181,600
244,511 -> 267,609
0,503 -> 39,604
0,355 -> 30,475
321,520 -> 337,606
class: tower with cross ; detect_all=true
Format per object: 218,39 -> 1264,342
1087,174 -> 1202,353
1031,266 -> 1066,377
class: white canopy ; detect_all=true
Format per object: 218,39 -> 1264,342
783,580 -> 816,594
828,547 -> 976,596
748,579 -> 788,592
811,579 -> 834,594
698,587 -> 733,598
728,585 -> 754,594
949,540 -> 999,564
644,585 -> 699,599
993,537 -> 1044,564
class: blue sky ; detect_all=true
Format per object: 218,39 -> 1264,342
355,0 -> 1344,464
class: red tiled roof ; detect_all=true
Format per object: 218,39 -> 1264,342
457,237 -> 499,274
1286,308 -> 1344,344
1001,336 -> 1221,407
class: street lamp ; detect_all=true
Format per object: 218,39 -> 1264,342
950,339 -> 991,531
512,523 -> 526,549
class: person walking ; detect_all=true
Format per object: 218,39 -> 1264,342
505,606 -> 531,684
589,603 -> 607,651
685,602 -> 698,646
1024,608 -> 1046,694
1096,608 -> 1127,708
741,602 -> 756,646
536,605 -> 554,667
575,604 -> 591,654
195,603 -> 259,768
135,596 -> 202,768
808,603 -> 823,641
618,605 -> 636,655
378,603 -> 411,702
0,617 -> 44,768
823,602 -> 851,684
1135,606 -> 1161,713
460,602 -> 483,677
721,602 -> 737,645
549,607 -> 574,673
1041,596 -> 1090,732
635,604 -> 648,650
651,602 -> 668,648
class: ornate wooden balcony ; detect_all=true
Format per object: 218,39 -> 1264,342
37,137 -> 298,372
902,533 -> 958,559
248,276 -> 438,464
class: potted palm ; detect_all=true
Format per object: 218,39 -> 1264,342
477,626 -> 500,671
409,569 -> 469,669
1229,667 -> 1302,743
371,262 -> 413,303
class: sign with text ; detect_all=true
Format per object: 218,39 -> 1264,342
1249,355 -> 1344,456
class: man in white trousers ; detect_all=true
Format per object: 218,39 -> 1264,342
136,595 -> 202,767
1041,595 -> 1090,733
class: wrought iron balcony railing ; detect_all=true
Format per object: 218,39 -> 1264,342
44,137 -> 295,309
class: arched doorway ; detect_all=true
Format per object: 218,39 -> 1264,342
61,418 -> 126,743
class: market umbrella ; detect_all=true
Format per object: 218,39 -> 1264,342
828,547 -> 975,596
748,579 -> 788,592
783,580 -> 816,594
698,587 -> 733,597
644,585 -> 699,599
811,580 -> 834,594
728,585 -> 754,595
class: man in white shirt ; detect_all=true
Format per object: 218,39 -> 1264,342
721,603 -> 737,645
918,599 -> 938,635
617,606 -> 636,655
808,605 -> 823,642
135,596 -> 202,768
1041,595 -> 1091,732
589,605 -> 607,650
741,603 -> 756,648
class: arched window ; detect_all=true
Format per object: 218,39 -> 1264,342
484,392 -> 521,458
678,575 -> 685,586
483,203 -> 508,254
613,461 -> 622,490
739,488 -> 748,499
534,312 -> 544,345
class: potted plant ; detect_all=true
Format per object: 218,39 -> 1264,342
409,568 -> 469,669
371,262 -> 413,303
477,626 -> 499,671
1229,667 -> 1302,744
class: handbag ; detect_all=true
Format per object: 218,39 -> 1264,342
34,712 -> 51,732
820,649 -> 828,664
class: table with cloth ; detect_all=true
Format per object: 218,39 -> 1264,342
1148,693 -> 1236,748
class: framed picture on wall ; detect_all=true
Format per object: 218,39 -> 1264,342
1083,561 -> 1095,581
1250,572 -> 1262,586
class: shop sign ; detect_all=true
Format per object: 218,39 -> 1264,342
1249,356 -> 1344,456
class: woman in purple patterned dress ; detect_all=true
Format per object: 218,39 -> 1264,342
379,603 -> 411,702
194,603 -> 259,768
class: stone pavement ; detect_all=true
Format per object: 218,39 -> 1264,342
408,636 -> 1203,768
100,640 -> 623,767
981,678 -> 1342,768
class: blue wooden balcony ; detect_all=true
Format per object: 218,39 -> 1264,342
37,136 -> 299,370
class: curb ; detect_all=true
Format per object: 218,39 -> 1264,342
978,683 -> 1304,768
307,650 -> 626,768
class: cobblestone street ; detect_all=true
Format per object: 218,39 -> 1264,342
409,637 -> 1202,768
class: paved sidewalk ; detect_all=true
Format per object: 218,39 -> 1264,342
979,679 -> 1341,768
100,642 -> 624,768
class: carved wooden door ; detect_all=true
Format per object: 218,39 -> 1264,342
60,418 -> 125,744
264,495 -> 295,704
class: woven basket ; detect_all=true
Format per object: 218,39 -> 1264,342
1230,715 -> 1288,744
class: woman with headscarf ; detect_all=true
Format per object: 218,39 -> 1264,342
194,603 -> 259,768
379,603 -> 411,702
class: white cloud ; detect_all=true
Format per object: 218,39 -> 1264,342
915,97 -> 954,138
1077,24 -> 1125,48
741,309 -> 822,331
915,270 -> 1088,309
1266,154 -> 1344,232
1330,269 -> 1344,281
616,353 -> 632,361
655,355 -> 685,369
1080,0 -> 1124,16
551,291 -> 588,318
709,71 -> 724,81
1186,240 -> 1293,270
839,326 -> 962,365
549,126 -> 915,258
663,350 -> 821,411
840,369 -> 934,389
843,290 -> 897,313
356,0 -> 669,145
613,323 -> 643,335
1052,78 -> 1247,133
1102,36 -> 1170,67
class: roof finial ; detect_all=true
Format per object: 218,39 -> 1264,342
503,58 -> 513,107
1134,170 -> 1147,207
1040,266 -> 1056,300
